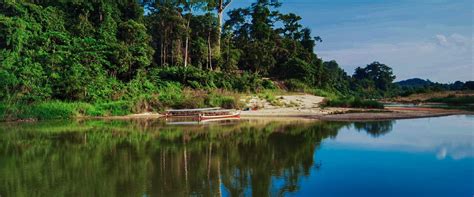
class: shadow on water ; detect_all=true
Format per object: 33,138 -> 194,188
0,118 -> 394,196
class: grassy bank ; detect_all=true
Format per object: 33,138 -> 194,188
1,101 -> 134,121
323,97 -> 384,109
0,90 -> 243,121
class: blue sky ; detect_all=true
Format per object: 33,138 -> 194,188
228,0 -> 473,82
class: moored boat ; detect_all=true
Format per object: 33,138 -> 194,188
198,110 -> 241,121
165,107 -> 221,117
165,107 -> 240,121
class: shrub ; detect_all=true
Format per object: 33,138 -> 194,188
172,90 -> 206,109
130,95 -> 163,113
0,103 -> 7,120
157,82 -> 184,107
153,66 -> 272,92
95,101 -> 132,116
207,94 -> 241,109
426,96 -> 474,105
262,79 -> 277,89
285,79 -> 308,92
18,101 -> 78,120
309,89 -> 339,99
72,102 -> 104,116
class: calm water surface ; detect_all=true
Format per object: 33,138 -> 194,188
0,115 -> 473,196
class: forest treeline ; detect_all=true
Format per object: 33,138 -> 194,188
0,0 -> 471,115
0,0 -> 399,102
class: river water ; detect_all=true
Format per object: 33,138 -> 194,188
0,115 -> 472,196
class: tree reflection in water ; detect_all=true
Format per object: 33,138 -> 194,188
0,119 -> 394,196
353,120 -> 394,137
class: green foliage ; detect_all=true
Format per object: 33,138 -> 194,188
284,79 -> 309,92
17,101 -> 79,120
154,66 -> 270,92
309,89 -> 339,100
0,103 -> 7,120
0,1 -> 153,103
0,0 -> 410,120
352,62 -> 396,98
95,101 -> 132,116
207,94 -> 241,109
320,60 -> 350,94
426,96 -> 474,105
155,82 -> 183,107
277,57 -> 316,84
0,101 -> 136,121
394,79 -> 474,97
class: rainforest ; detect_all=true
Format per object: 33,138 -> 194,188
0,0 -> 472,120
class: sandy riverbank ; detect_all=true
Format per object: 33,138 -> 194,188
94,94 -> 473,121
240,106 -> 471,121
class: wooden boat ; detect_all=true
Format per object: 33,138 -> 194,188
198,110 -> 241,121
165,107 -> 221,117
165,107 -> 240,121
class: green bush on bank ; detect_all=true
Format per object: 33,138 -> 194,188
0,101 -> 134,121
154,66 -> 274,92
17,101 -> 79,120
207,93 -> 242,109
324,97 -> 384,109
0,89 -> 246,121
426,95 -> 474,105
0,104 -> 8,120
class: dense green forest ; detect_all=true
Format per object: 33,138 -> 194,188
0,0 -> 470,119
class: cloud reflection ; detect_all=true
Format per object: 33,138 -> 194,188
328,116 -> 474,160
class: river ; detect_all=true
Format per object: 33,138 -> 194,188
0,115 -> 472,196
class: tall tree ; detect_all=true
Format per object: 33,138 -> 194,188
215,0 -> 232,56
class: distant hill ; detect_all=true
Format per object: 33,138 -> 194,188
395,78 -> 433,88
395,78 -> 474,92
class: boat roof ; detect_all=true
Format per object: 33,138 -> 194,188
166,107 -> 221,112
201,109 -> 235,113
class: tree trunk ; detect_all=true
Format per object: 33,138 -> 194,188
163,29 -> 169,66
160,37 -> 164,67
184,35 -> 189,67
184,19 -> 190,67
208,31 -> 213,71
216,1 -> 223,57
171,40 -> 174,66
184,7 -> 192,67
217,0 -> 232,58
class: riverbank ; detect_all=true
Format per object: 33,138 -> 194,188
2,94 -> 472,122
84,107 -> 471,122
87,94 -> 473,122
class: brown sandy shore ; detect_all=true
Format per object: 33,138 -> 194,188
237,94 -> 473,121
90,94 -> 474,121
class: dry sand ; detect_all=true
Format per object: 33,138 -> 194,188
239,94 -> 472,121
241,94 -> 333,117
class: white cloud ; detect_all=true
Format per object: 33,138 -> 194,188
435,34 -> 449,47
435,33 -> 470,48
318,34 -> 473,82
